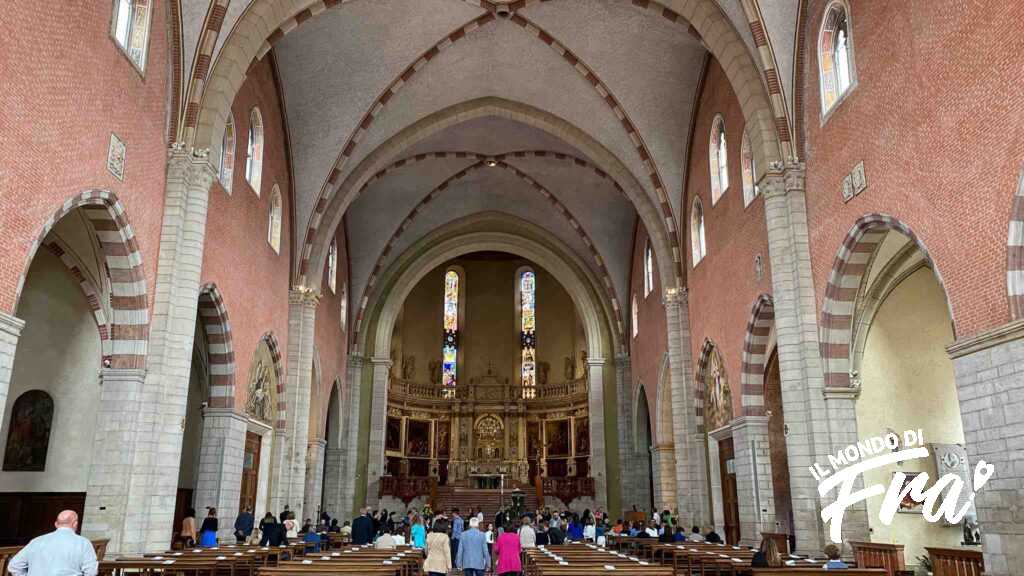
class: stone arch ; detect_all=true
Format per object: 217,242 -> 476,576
305,97 -> 679,301
739,294 -> 774,417
694,337 -> 733,434
632,381 -> 653,454
198,283 -> 236,409
259,331 -> 286,431
1007,166 -> 1024,319
819,214 -> 949,388
14,189 -> 149,369
41,238 -> 111,361
655,353 -> 673,446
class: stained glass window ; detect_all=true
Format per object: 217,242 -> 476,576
442,270 -> 459,396
520,270 -> 536,399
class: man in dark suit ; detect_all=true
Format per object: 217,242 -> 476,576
351,507 -> 375,545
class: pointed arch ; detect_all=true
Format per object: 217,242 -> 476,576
259,332 -> 286,431
198,283 -> 236,409
739,294 -> 774,417
1007,167 -> 1024,319
41,239 -> 111,361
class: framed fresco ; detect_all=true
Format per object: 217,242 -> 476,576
385,416 -> 402,453
545,419 -> 570,457
436,420 -> 450,457
406,420 -> 431,457
574,417 -> 589,455
3,390 -> 55,472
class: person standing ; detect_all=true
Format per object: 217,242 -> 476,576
199,508 -> 219,547
494,522 -> 522,576
258,513 -> 278,546
451,508 -> 464,560
351,507 -> 374,545
455,518 -> 490,576
283,513 -> 298,540
422,519 -> 452,576
180,508 -> 198,548
518,516 -> 536,549
8,511 -> 97,576
234,507 -> 255,543
410,514 -> 427,549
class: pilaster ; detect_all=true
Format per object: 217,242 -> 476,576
0,312 -> 25,428
322,447 -> 345,518
304,438 -> 328,519
731,416 -> 774,546
365,356 -> 392,508
193,408 -> 248,541
340,354 -> 364,518
613,354 -> 637,513
586,356 -> 608,510
282,288 -> 319,522
651,444 -> 677,512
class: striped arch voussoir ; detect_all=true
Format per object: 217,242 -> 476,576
1007,167 -> 1024,319
739,294 -> 774,417
199,284 -> 236,409
44,239 -> 112,360
261,332 -> 287,431
693,338 -> 718,434
820,213 -> 921,388
15,189 -> 148,370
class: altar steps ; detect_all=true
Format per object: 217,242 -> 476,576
433,486 -> 539,523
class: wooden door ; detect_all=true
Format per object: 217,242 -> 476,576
718,437 -> 740,545
239,432 -> 261,513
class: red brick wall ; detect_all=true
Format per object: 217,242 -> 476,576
629,221 -> 667,438
684,59 -> 774,420
202,56 -> 293,410
801,0 -> 1024,338
0,2 -> 171,312
313,224 -> 350,439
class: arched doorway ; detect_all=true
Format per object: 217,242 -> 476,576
763,349 -> 794,548
634,385 -> 654,513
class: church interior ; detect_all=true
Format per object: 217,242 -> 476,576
1,0 -> 1022,574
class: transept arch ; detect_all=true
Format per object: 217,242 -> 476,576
739,294 -> 774,417
197,283 -> 235,409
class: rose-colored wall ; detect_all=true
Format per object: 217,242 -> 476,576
0,2 -> 170,312
801,0 -> 1024,339
629,222 -> 668,439
684,59 -> 774,419
202,56 -> 293,410
312,225 -> 350,439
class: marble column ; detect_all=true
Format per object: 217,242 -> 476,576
193,408 -> 248,542
365,356 -> 392,508
282,288 -> 319,522
586,357 -> 608,509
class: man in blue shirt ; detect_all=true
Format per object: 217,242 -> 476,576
455,517 -> 490,576
450,509 -> 464,560
8,510 -> 98,576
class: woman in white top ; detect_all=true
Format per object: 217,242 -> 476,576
284,513 -> 298,539
583,521 -> 596,542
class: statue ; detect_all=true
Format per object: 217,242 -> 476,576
402,355 -> 416,380
538,361 -> 550,386
564,357 -> 574,380
578,350 -> 588,378
428,360 -> 441,384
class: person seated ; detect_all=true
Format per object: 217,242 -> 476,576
751,537 -> 783,568
823,544 -> 849,569
612,519 -> 624,534
658,524 -> 674,543
339,521 -> 352,540
329,519 -> 341,533
644,522 -> 658,538
303,529 -> 322,553
391,529 -> 406,546
375,529 -> 397,549
704,525 -> 723,544
635,521 -> 651,539
673,526 -> 687,542
300,519 -> 313,534
688,526 -> 705,542
536,521 -> 550,546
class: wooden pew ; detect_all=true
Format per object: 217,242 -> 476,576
925,547 -> 984,576
851,541 -> 906,576
749,570 -> 886,576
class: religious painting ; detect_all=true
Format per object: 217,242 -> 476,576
475,415 -> 503,460
245,358 -> 275,424
3,390 -> 54,471
406,420 -> 431,457
896,472 -> 924,512
574,417 -> 589,455
385,416 -> 402,453
704,347 -> 734,431
436,420 -> 450,457
527,421 -> 541,459
545,419 -> 570,457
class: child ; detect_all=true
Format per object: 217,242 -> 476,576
823,543 -> 849,569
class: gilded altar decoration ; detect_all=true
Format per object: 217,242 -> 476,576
245,359 -> 274,424
475,415 -> 503,460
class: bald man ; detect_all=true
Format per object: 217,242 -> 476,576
7,510 -> 98,576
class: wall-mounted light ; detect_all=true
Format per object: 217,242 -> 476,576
484,159 -> 498,167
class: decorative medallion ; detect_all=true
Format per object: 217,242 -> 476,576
245,359 -> 274,424
107,133 -> 126,181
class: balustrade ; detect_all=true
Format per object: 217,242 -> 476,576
388,377 -> 587,403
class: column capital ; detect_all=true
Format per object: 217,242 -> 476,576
822,385 -> 861,401
289,287 -> 321,307
347,354 -> 365,368
369,356 -> 392,367
98,367 -> 147,383
167,146 -> 216,188
201,407 -> 250,425
0,311 -> 25,337
614,353 -> 631,367
762,162 -> 806,199
586,357 -> 607,367
309,438 -> 328,449
662,286 -> 688,306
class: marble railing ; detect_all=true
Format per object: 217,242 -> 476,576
541,476 -> 595,505
388,377 -> 587,403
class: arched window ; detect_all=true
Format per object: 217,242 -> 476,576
442,269 -> 460,397
245,108 -> 264,195
327,239 -> 338,294
643,241 -> 654,298
519,269 -> 537,399
112,0 -> 152,71
741,127 -> 758,206
819,1 -> 855,115
691,197 -> 707,265
267,185 -> 282,254
339,283 -> 348,333
631,294 -> 639,339
709,114 -> 729,204
219,116 -> 235,193
3,390 -> 55,471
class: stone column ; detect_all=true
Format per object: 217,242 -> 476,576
365,356 -> 392,508
0,312 -> 25,427
706,428 -> 726,536
340,355 -> 364,518
110,149 -> 214,554
613,354 -> 636,513
586,356 -> 608,509
322,447 -> 345,519
282,288 -> 319,522
303,439 -> 327,520
761,164 -> 867,553
731,416 -> 774,546
664,287 -> 708,524
947,320 -> 1024,576
193,408 -> 248,542
651,444 -> 677,512
82,368 -> 147,553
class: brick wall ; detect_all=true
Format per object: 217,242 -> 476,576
684,59 -> 774,419
313,224 -> 350,440
202,56 -> 293,409
801,0 -> 1024,338
0,1 -> 170,313
628,221 -> 667,437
